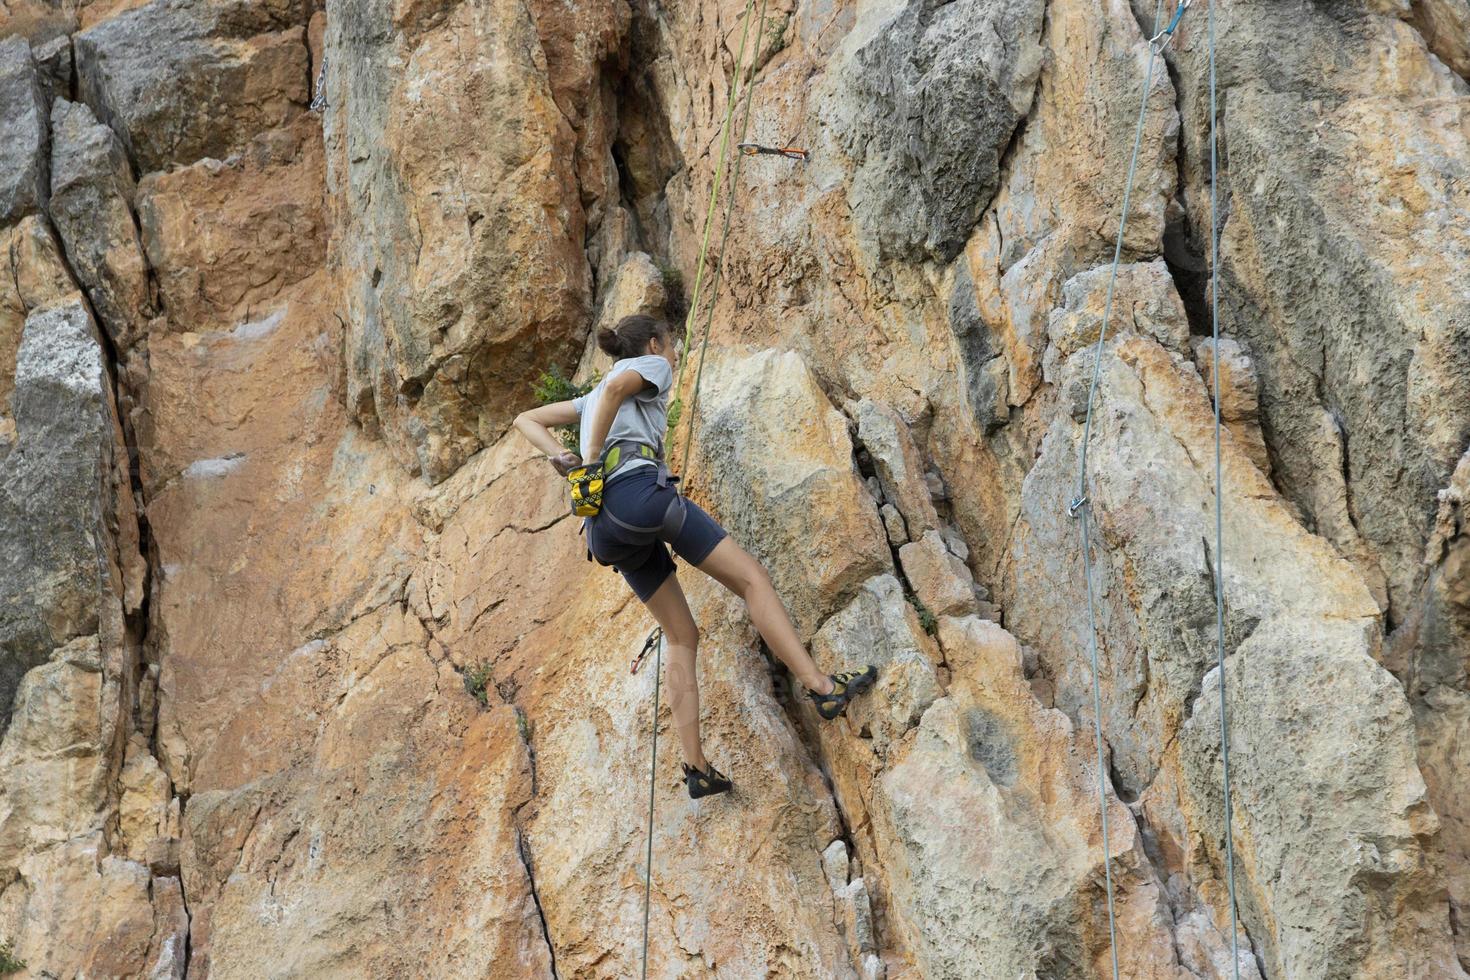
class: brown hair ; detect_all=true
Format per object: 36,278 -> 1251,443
597,314 -> 672,360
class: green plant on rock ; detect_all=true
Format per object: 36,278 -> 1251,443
0,939 -> 25,975
765,17 -> 789,57
906,592 -> 938,636
656,259 -> 685,306
532,365 -> 598,452
655,261 -> 692,326
462,660 -> 494,710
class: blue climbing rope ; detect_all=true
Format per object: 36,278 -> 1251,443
1069,3 -> 1172,978
1207,0 -> 1243,973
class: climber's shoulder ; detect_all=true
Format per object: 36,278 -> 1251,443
607,355 -> 670,398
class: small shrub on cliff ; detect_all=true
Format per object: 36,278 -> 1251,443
462,661 -> 494,709
0,939 -> 25,974
765,18 -> 789,56
656,260 -> 686,318
531,365 -> 598,452
906,593 -> 938,636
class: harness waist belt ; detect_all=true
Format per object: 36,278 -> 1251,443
597,439 -> 688,543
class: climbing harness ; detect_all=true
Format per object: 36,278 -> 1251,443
737,142 -> 808,161
1068,2 -> 1172,978
566,441 -> 667,519
1069,1 -> 1241,976
641,1 -> 769,977
577,442 -> 690,570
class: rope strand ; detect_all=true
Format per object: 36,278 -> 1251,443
640,631 -> 662,980
641,5 -> 765,975
677,0 -> 771,478
1208,0 -> 1243,974
673,0 -> 760,401
1071,4 -> 1167,977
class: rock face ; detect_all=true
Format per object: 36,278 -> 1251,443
2,0 -> 1469,976
0,300 -> 115,725
74,0 -> 308,173
0,37 -> 48,223
48,98 -> 152,351
323,0 -> 611,483
827,0 -> 1045,263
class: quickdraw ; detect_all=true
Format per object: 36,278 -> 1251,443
1148,0 -> 1190,52
631,627 -> 662,675
309,55 -> 327,112
737,142 -> 808,161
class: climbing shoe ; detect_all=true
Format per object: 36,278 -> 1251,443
807,665 -> 879,720
682,761 -> 733,800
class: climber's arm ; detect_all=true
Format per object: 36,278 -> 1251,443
583,369 -> 649,460
514,401 -> 580,468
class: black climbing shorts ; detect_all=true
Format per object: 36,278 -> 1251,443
586,466 -> 728,601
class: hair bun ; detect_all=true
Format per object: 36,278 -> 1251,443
596,325 -> 621,357
596,314 -> 669,360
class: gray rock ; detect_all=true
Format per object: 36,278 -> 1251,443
879,502 -> 908,547
323,0 -> 591,483
1145,0 -> 1470,627
938,524 -> 969,563
1409,0 -> 1470,78
834,876 -> 880,969
0,300 -> 114,729
811,575 -> 941,755
1394,447 -> 1470,953
695,350 -> 891,634
948,259 -> 1009,432
821,838 -> 850,895
1218,86 -> 1470,625
1042,260 -> 1191,384
923,468 -> 947,502
32,36 -> 71,105
1192,336 -> 1272,477
899,530 -> 976,619
872,614 -> 1182,978
74,0 -> 308,174
49,99 -> 152,350
1182,623 -> 1456,978
827,0 -> 1044,262
855,399 -> 938,537
1003,325 -> 1459,975
0,36 -> 50,223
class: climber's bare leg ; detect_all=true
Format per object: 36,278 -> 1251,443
642,572 -> 707,771
695,538 -> 835,696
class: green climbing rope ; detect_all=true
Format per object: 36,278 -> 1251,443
675,0 -> 771,480
641,3 -> 767,977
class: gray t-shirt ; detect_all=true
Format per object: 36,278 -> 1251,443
572,354 -> 674,481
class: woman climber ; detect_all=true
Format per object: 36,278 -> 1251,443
513,314 -> 877,800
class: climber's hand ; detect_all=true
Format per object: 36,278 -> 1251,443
549,451 -> 582,477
